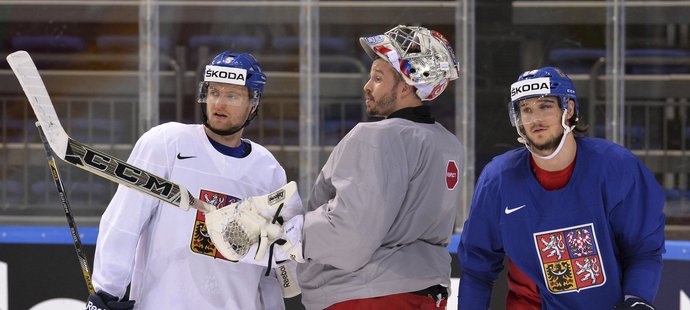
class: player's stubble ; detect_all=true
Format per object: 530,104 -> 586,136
526,129 -> 564,154
365,82 -> 399,117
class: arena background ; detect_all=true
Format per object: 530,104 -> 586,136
0,0 -> 689,309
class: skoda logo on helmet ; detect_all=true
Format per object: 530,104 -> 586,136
204,65 -> 247,86
510,77 -> 552,102
511,82 -> 549,96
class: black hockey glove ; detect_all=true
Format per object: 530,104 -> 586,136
614,296 -> 656,310
86,291 -> 135,310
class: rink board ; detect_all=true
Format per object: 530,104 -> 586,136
0,227 -> 688,310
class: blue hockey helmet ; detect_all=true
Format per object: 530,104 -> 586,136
509,66 -> 579,124
509,67 -> 579,160
198,51 -> 267,103
198,51 -> 267,136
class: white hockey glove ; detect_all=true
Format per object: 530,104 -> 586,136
205,181 -> 302,263
273,215 -> 305,263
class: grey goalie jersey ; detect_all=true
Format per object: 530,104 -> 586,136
297,108 -> 465,310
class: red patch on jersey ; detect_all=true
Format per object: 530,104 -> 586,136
446,160 -> 459,190
190,190 -> 240,260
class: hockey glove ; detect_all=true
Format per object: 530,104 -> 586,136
86,291 -> 135,310
274,214 -> 305,263
206,181 -> 302,263
614,296 -> 656,310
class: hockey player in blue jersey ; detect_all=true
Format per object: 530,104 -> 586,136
457,67 -> 665,309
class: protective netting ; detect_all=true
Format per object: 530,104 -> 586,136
222,219 -> 253,258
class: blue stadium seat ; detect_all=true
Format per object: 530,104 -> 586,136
548,48 -> 606,74
2,119 -> 34,143
322,119 -> 357,145
246,119 -> 299,145
11,35 -> 86,53
625,49 -> 690,74
69,117 -> 125,144
549,47 -> 690,75
625,125 -> 649,149
189,35 -> 264,52
0,180 -> 22,204
96,35 -> 171,53
271,36 -> 348,55
595,123 -> 661,149
270,36 -> 359,72
31,180 -> 109,205
666,188 -> 690,201
188,35 -> 265,69
667,188 -> 683,200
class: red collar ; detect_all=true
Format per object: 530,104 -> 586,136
530,155 -> 576,191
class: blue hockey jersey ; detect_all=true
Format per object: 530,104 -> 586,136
457,137 -> 665,309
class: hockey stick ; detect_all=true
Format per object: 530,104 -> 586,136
6,50 -> 213,213
7,52 -> 301,289
36,123 -> 95,295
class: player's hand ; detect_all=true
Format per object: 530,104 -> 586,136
86,291 -> 135,310
274,214 -> 305,263
206,181 -> 302,263
614,296 -> 656,310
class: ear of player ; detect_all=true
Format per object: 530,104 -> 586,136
205,181 -> 305,264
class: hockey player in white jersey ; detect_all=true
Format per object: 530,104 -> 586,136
87,51 -> 301,310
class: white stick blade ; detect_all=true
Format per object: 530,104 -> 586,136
6,50 -> 69,158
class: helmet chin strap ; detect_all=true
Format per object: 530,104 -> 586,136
516,109 -> 574,160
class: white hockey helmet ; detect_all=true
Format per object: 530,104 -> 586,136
359,25 -> 460,101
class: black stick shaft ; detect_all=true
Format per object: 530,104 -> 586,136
36,123 -> 95,295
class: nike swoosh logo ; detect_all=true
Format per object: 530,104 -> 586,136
176,153 -> 196,160
505,205 -> 526,215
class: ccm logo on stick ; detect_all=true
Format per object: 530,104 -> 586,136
83,149 -> 174,197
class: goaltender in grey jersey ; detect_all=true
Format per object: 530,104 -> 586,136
298,117 -> 464,309
297,25 -> 464,310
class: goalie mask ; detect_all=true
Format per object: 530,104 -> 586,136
509,67 -> 579,160
197,51 -> 267,136
359,25 -> 460,101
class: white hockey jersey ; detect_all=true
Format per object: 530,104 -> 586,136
92,122 -> 289,310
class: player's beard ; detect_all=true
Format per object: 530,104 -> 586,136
366,91 -> 397,117
526,129 -> 564,153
